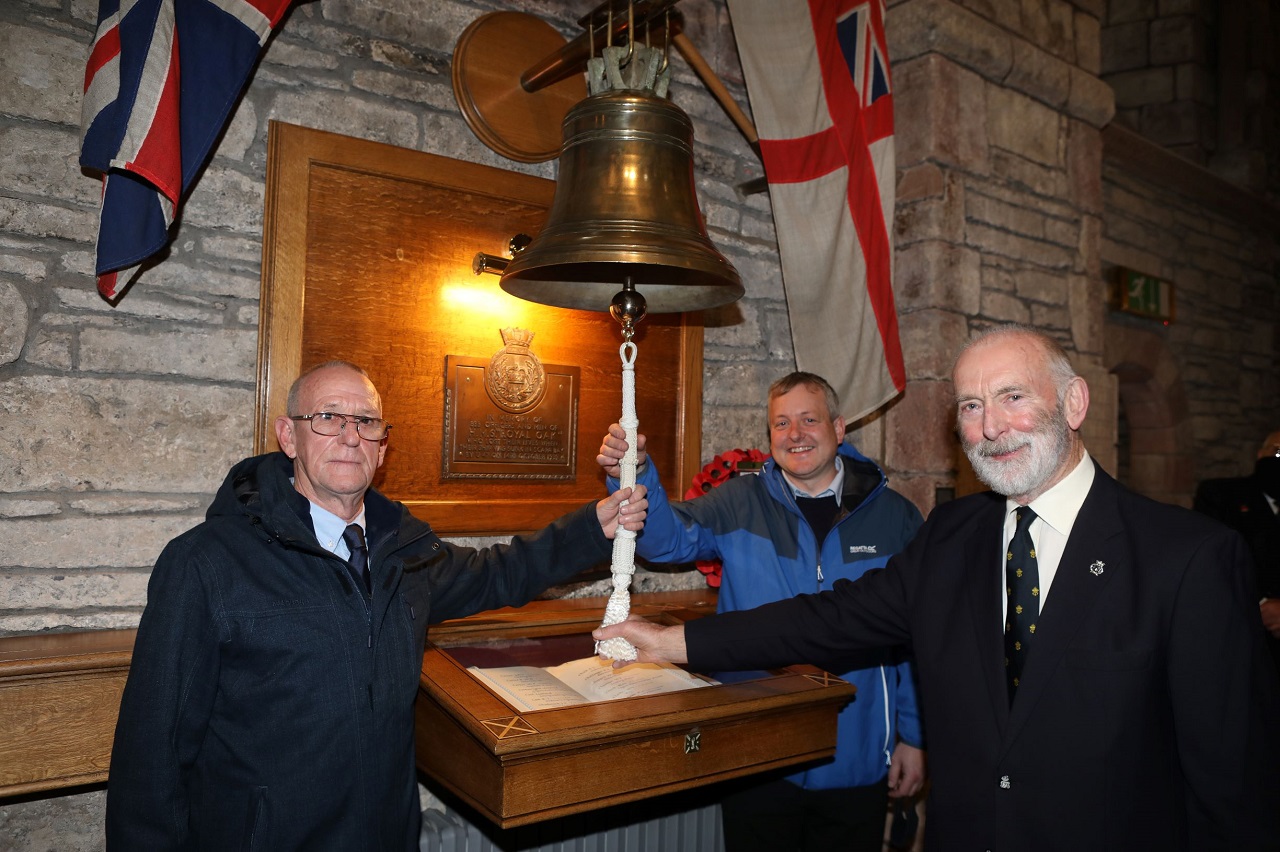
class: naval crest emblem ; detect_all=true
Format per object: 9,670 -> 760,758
486,327 -> 546,413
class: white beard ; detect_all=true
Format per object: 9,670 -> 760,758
963,403 -> 1071,499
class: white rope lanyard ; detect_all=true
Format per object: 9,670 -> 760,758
596,339 -> 639,661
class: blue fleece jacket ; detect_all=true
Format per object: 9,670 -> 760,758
612,443 -> 924,790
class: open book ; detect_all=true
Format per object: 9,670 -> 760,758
469,656 -> 717,712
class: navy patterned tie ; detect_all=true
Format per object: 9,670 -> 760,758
341,523 -> 370,594
1004,507 -> 1039,702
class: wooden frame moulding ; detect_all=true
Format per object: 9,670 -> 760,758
0,630 -> 136,796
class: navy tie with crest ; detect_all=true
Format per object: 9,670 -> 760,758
1004,507 -> 1039,702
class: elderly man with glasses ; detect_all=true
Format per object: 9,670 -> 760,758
106,360 -> 648,852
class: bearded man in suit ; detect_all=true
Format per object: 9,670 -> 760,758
595,324 -> 1279,851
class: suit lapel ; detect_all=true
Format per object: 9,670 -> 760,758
1246,490 -> 1280,527
964,499 -> 1011,730
1001,466 -> 1126,747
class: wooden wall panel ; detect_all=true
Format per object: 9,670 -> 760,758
258,122 -> 702,535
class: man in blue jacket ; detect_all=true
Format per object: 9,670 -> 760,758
107,361 -> 648,851
598,371 -> 925,852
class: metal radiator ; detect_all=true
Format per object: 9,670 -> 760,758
420,798 -> 725,852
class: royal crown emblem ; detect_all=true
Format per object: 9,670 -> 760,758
486,327 -> 546,413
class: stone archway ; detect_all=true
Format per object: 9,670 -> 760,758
1103,321 -> 1196,506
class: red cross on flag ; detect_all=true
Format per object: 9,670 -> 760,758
727,0 -> 904,421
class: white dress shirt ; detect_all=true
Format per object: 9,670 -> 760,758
1001,451 -> 1095,622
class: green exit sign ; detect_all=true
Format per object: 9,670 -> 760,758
1112,267 -> 1175,323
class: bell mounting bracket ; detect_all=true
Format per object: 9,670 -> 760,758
451,2 -> 682,163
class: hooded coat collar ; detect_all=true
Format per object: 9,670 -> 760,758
207,452 -> 430,566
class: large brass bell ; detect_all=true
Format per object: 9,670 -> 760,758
500,89 -> 743,314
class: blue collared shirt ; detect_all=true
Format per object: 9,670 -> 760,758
308,501 -> 367,560
782,455 -> 845,505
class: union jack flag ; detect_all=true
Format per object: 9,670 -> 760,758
726,0 -> 904,421
80,0 -> 290,299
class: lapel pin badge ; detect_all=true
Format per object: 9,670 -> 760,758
1089,560 -> 1105,576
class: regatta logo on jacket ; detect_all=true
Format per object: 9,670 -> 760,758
849,545 -> 878,553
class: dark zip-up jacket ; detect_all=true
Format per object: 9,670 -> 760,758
106,452 -> 612,851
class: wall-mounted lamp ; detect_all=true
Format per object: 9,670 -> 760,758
471,234 -> 531,277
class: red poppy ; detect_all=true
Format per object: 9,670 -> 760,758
683,449 -> 769,587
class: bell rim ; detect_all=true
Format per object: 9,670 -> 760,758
499,275 -> 744,314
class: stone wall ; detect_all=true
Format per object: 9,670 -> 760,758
1101,158 -> 1280,493
874,0 -> 1119,504
1098,0 -> 1280,501
1103,0 -> 1216,162
1101,0 -> 1280,201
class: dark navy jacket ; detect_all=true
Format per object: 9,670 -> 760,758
106,452 -> 611,851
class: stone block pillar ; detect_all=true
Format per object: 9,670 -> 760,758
854,0 -> 1117,504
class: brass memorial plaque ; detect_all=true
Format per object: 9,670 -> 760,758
443,329 -> 578,480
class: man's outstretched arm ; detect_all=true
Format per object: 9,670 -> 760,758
593,616 -> 688,665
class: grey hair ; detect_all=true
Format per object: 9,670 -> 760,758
957,324 -> 1078,402
286,360 -> 377,416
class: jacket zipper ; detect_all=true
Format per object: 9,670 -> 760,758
879,665 -> 892,766
331,551 -> 373,646
814,507 -> 849,591
773,459 -> 898,775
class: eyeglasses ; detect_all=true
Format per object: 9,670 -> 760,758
290,412 -> 391,441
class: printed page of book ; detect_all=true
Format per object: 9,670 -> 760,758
544,656 -> 716,702
468,657 -> 718,712
467,665 -> 589,712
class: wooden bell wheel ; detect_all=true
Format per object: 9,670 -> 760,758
451,12 -> 587,163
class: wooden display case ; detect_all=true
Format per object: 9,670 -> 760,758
416,592 -> 856,828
